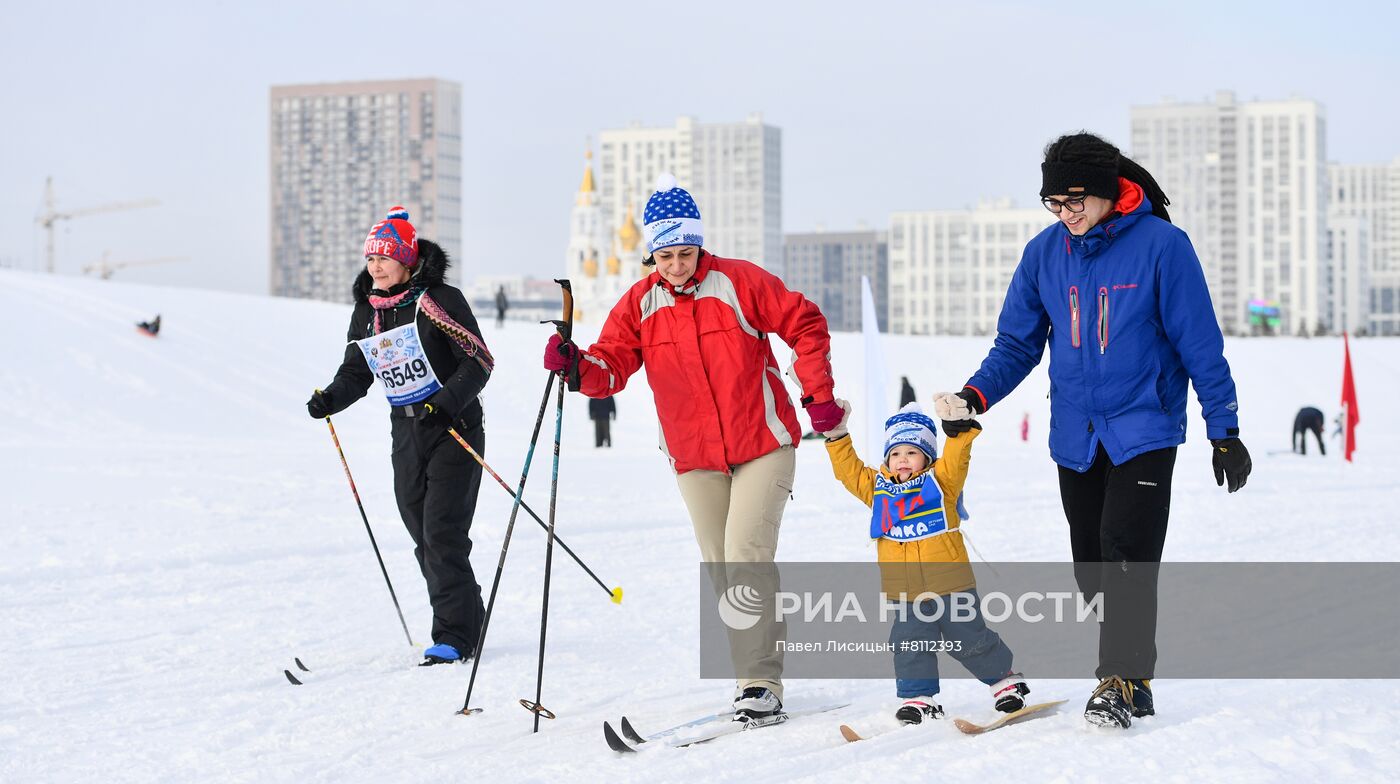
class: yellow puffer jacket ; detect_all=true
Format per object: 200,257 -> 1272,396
825,427 -> 979,599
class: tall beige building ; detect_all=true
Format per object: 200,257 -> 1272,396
269,78 -> 462,301
598,114 -> 782,274
1132,91 -> 1328,335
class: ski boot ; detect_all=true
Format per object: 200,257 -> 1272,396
895,696 -> 945,725
990,675 -> 1031,713
1084,676 -> 1136,728
1129,678 -> 1154,717
733,687 -> 783,721
420,643 -> 469,666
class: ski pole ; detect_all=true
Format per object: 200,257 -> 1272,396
446,426 -> 622,603
525,278 -> 573,732
458,371 -> 556,716
321,401 -> 415,649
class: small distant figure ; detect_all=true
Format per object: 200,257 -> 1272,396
589,395 -> 616,448
1021,412 -> 1030,442
137,314 -> 161,337
1331,412 -> 1344,441
900,376 -> 917,408
1293,406 -> 1325,456
495,285 -> 509,328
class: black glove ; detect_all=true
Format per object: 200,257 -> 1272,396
957,388 -> 986,415
941,419 -> 983,438
1211,437 -> 1252,493
419,394 -> 455,430
307,390 -> 333,419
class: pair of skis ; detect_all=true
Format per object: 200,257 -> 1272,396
603,704 -> 849,753
603,699 -> 1068,752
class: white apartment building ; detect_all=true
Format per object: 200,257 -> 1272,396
597,114 -> 782,274
887,200 -> 1052,335
269,78 -> 462,301
1132,91 -> 1327,335
1330,159 -> 1400,335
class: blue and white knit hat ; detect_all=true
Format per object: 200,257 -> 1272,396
643,173 -> 704,255
883,402 -> 938,462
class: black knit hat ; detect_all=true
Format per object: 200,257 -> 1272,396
1039,161 -> 1119,200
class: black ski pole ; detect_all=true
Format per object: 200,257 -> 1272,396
447,426 -> 621,603
321,403 -> 415,648
457,370 -> 557,716
524,279 -> 573,732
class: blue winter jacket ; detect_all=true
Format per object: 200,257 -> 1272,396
966,182 -> 1240,472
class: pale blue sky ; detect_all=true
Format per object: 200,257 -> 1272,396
5,0 -> 1397,294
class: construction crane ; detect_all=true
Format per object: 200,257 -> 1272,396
82,251 -> 190,281
36,177 -> 159,274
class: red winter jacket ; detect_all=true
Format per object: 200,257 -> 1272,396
577,252 -> 834,474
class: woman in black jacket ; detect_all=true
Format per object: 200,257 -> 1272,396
307,207 -> 493,665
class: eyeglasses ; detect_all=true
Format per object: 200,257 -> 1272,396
1042,195 -> 1089,214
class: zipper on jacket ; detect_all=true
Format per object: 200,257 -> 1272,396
1097,287 -> 1109,354
1068,286 -> 1081,348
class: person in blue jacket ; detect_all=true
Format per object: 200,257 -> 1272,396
933,132 -> 1252,729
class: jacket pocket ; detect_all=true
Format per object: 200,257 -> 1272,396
1068,286 -> 1081,349
1097,287 -> 1109,354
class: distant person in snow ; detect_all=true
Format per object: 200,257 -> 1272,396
306,207 -> 493,667
495,285 -> 509,328
1292,406 -> 1326,456
821,399 -> 1030,725
900,376 -> 917,408
937,132 -> 1250,729
589,395 -> 616,448
542,174 -> 838,722
137,314 -> 161,337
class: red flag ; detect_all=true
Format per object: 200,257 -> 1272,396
1341,333 -> 1361,462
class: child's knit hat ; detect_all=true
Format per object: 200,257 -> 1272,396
883,402 -> 938,462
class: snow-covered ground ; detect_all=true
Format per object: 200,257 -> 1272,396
5,269 -> 1398,783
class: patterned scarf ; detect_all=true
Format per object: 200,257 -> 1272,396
368,282 -> 495,374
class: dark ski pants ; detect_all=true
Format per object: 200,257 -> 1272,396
888,590 -> 1015,698
390,413 -> 486,654
1058,445 -> 1176,680
1293,423 -> 1325,455
593,417 -> 612,448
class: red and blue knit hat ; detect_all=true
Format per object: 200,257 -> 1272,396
364,206 -> 418,266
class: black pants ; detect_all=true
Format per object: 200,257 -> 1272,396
1058,445 -> 1176,680
593,417 -> 611,447
391,414 -> 486,653
1293,424 -> 1325,455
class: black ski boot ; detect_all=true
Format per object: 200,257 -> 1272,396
1129,678 -> 1154,717
1084,676 -> 1135,728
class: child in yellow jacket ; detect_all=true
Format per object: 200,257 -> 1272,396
822,399 -> 1029,724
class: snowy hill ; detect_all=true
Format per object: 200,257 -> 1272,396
5,269 -> 1398,783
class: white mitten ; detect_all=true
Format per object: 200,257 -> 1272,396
933,391 -> 975,421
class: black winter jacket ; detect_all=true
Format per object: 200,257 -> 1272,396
322,239 -> 490,427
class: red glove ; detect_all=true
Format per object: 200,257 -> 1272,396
543,333 -> 579,373
806,400 -> 845,433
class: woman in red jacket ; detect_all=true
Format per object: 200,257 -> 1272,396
544,174 -> 842,721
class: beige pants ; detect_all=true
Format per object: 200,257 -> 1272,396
676,446 -> 795,700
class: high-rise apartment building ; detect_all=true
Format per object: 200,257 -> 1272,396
783,230 -> 888,333
1132,91 -> 1327,335
270,78 -> 462,301
1330,159 -> 1400,335
887,201 -> 1051,335
597,114 -> 781,274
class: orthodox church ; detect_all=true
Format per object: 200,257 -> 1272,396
565,149 -> 647,324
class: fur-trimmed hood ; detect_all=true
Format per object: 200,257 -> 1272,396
353,238 -> 452,304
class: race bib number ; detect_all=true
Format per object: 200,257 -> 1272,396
355,321 -> 442,406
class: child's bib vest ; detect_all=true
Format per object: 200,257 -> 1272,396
870,473 -> 952,543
